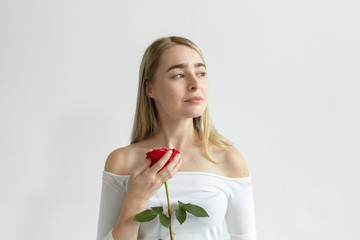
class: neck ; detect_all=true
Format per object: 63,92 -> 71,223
151,118 -> 201,152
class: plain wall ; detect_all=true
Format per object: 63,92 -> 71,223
0,0 -> 359,239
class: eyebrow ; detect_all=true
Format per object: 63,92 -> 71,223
166,63 -> 206,72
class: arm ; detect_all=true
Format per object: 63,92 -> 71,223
225,177 -> 257,240
96,172 -> 129,240
96,148 -> 182,240
223,147 -> 257,240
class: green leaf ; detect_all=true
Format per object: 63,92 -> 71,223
159,214 -> 170,228
181,203 -> 209,218
175,206 -> 187,224
151,206 -> 163,214
134,210 -> 158,222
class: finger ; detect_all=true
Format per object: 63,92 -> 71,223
133,158 -> 152,176
158,153 -> 182,180
161,156 -> 182,182
150,149 -> 174,173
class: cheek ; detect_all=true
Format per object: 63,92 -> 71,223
156,85 -> 182,105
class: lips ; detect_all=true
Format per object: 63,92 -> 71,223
185,96 -> 203,102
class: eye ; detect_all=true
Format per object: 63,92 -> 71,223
173,74 -> 184,79
198,72 -> 207,77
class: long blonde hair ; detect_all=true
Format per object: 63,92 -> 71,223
130,36 -> 233,162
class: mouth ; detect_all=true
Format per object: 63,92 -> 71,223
185,96 -> 203,102
185,99 -> 202,104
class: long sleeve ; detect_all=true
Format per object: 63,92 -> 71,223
96,171 -> 129,240
225,176 -> 257,240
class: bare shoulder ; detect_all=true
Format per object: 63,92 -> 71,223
104,144 -> 145,175
104,146 -> 130,175
221,146 -> 250,178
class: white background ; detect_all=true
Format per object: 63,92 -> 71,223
1,0 -> 359,239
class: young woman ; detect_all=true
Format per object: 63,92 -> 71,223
97,36 -> 257,240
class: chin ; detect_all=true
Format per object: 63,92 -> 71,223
184,109 -> 205,118
174,105 -> 207,119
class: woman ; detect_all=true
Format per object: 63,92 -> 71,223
97,36 -> 257,240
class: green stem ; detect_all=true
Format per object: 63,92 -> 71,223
164,181 -> 173,240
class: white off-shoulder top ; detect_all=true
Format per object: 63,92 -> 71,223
97,171 -> 257,240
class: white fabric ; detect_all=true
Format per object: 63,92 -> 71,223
97,171 -> 257,240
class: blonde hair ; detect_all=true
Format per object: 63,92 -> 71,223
130,36 -> 233,162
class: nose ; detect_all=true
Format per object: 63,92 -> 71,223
187,73 -> 200,91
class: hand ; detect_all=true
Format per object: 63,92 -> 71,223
126,149 -> 182,206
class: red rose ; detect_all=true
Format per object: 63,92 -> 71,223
146,148 -> 180,168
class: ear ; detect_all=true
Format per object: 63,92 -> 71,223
145,81 -> 154,98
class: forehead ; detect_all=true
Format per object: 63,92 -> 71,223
158,45 -> 204,70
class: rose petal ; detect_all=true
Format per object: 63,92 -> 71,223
146,148 -> 180,168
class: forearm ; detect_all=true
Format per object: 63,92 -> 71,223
111,197 -> 146,240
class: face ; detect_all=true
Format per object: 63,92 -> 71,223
147,45 -> 208,120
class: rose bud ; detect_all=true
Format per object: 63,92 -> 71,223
146,148 -> 180,169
